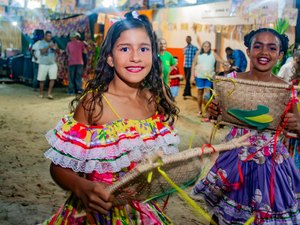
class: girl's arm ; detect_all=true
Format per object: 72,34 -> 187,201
50,97 -> 114,214
283,103 -> 300,138
50,163 -> 113,214
207,99 -> 221,119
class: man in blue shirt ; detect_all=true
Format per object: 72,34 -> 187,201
183,36 -> 198,99
225,47 -> 247,72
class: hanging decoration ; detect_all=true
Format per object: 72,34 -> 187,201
282,8 -> 298,27
148,0 -> 164,9
21,15 -> 91,38
60,0 -> 75,13
0,0 -> 8,5
239,0 -> 278,24
129,0 -> 144,9
229,0 -> 243,16
165,0 -> 179,7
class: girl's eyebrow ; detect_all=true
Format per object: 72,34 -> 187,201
253,41 -> 278,46
116,42 -> 151,47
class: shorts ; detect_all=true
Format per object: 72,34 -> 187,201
37,64 -> 58,81
195,77 -> 212,89
170,86 -> 179,98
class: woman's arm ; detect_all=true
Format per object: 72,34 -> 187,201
213,52 -> 225,63
191,51 -> 200,77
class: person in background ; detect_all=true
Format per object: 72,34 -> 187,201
66,31 -> 87,95
37,30 -> 59,99
158,38 -> 176,85
183,35 -> 198,99
169,56 -> 183,100
31,30 -> 44,91
285,43 -> 300,64
41,11 -> 180,224
278,50 -> 300,83
192,28 -> 300,225
192,41 -> 224,118
217,61 -> 235,76
225,47 -> 247,72
278,50 -> 300,171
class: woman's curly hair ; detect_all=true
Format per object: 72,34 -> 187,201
244,28 -> 289,55
69,11 -> 179,125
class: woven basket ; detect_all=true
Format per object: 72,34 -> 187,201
213,75 -> 292,130
106,134 -> 250,205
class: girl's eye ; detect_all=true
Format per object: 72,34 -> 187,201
120,47 -> 129,52
269,47 -> 277,51
140,47 -> 150,52
253,45 -> 261,49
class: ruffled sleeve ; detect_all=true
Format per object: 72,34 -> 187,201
44,113 -> 180,174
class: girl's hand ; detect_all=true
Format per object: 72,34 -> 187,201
207,100 -> 221,119
75,179 -> 114,214
283,112 -> 300,133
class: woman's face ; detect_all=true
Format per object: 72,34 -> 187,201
247,32 -> 283,73
202,42 -> 211,53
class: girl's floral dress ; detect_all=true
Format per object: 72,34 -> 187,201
43,112 -> 180,225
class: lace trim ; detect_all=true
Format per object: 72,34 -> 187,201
44,114 -> 180,173
44,144 -> 179,174
46,129 -> 179,160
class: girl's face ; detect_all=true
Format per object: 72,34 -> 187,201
222,62 -> 231,72
202,42 -> 211,53
247,32 -> 283,73
107,28 -> 152,85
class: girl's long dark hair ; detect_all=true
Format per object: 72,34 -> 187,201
70,11 -> 179,125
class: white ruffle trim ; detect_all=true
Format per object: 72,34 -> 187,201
44,121 -> 180,174
44,144 -> 179,174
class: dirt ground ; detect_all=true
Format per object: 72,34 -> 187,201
0,82 -> 228,225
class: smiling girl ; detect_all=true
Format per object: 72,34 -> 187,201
42,11 -> 180,225
192,28 -> 300,225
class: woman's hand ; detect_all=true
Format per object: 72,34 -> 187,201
207,100 -> 221,119
75,178 -> 114,214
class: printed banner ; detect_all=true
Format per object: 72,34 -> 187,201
22,15 -> 91,38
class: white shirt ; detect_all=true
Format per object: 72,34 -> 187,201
195,53 -> 216,79
31,40 -> 41,63
277,61 -> 294,82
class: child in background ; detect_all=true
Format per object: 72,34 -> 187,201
169,56 -> 183,99
217,61 -> 235,76
42,11 -> 180,225
192,28 -> 300,224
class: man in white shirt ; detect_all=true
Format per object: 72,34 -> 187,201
31,30 -> 44,91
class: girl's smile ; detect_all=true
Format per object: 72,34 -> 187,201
125,66 -> 144,73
